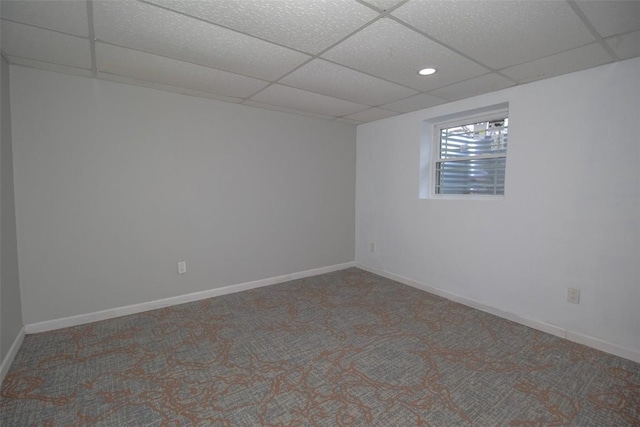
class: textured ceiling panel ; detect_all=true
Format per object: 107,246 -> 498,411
393,0 -> 594,70
242,100 -> 335,120
1,21 -> 91,69
280,59 -> 418,106
335,117 -> 363,125
1,0 -> 89,37
429,73 -> 515,102
93,0 -> 310,81
146,0 -> 379,54
250,84 -> 369,117
379,92 -> 447,113
501,43 -> 613,84
606,31 -> 640,60
322,18 -> 488,91
343,107 -> 398,122
8,56 -> 94,78
1,0 -> 638,124
575,1 -> 640,38
359,0 -> 407,12
98,72 -> 244,104
96,43 -> 269,99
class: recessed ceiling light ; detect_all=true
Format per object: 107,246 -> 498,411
418,68 -> 437,76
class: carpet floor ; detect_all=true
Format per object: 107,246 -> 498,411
1,268 -> 639,426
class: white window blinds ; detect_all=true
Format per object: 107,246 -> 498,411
435,117 -> 508,196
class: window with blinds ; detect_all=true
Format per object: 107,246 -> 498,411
434,116 -> 508,196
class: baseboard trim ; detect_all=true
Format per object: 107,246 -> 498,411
25,261 -> 355,334
1,327 -> 25,384
356,263 -> 640,364
566,330 -> 640,364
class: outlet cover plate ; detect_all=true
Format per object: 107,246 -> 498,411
178,261 -> 187,274
567,287 -> 580,304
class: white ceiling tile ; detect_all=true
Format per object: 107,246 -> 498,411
322,18 -> 488,91
334,118 -> 362,125
380,93 -> 448,113
97,72 -> 244,104
96,43 -> 268,99
575,1 -> 640,38
93,0 -> 310,81
393,0 -> 595,69
9,57 -> 94,78
359,0 -> 407,12
280,59 -> 418,106
606,31 -> 640,60
2,0 -> 636,119
242,100 -> 334,120
1,0 -> 88,37
343,108 -> 399,122
501,43 -> 613,84
1,21 -> 91,69
429,73 -> 515,101
250,84 -> 369,117
146,0 -> 379,54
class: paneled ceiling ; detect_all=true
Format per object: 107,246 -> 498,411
1,0 -> 639,124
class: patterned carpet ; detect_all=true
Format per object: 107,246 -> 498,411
1,268 -> 639,426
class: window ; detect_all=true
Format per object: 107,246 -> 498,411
432,113 -> 508,197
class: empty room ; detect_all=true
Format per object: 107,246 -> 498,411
0,0 -> 639,425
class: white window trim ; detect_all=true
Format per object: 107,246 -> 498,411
430,109 -> 508,200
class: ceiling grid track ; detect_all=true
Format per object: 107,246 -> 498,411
86,0 -> 97,77
1,0 -> 636,123
239,12 -> 389,106
386,15 -> 516,84
566,0 -> 619,61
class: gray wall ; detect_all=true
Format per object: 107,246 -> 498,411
356,58 -> 640,356
11,66 -> 356,325
0,54 -> 23,362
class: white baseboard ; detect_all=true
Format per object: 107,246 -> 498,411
25,261 -> 355,334
1,326 -> 25,384
356,263 -> 640,364
566,330 -> 640,365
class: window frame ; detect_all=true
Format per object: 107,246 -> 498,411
430,109 -> 509,200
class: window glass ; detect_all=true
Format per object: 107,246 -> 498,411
434,117 -> 508,196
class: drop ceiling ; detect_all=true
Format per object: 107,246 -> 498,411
1,0 -> 638,124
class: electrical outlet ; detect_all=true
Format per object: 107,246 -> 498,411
178,261 -> 187,275
370,243 -> 375,253
567,288 -> 580,304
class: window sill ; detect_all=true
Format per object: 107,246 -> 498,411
425,194 -> 505,201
